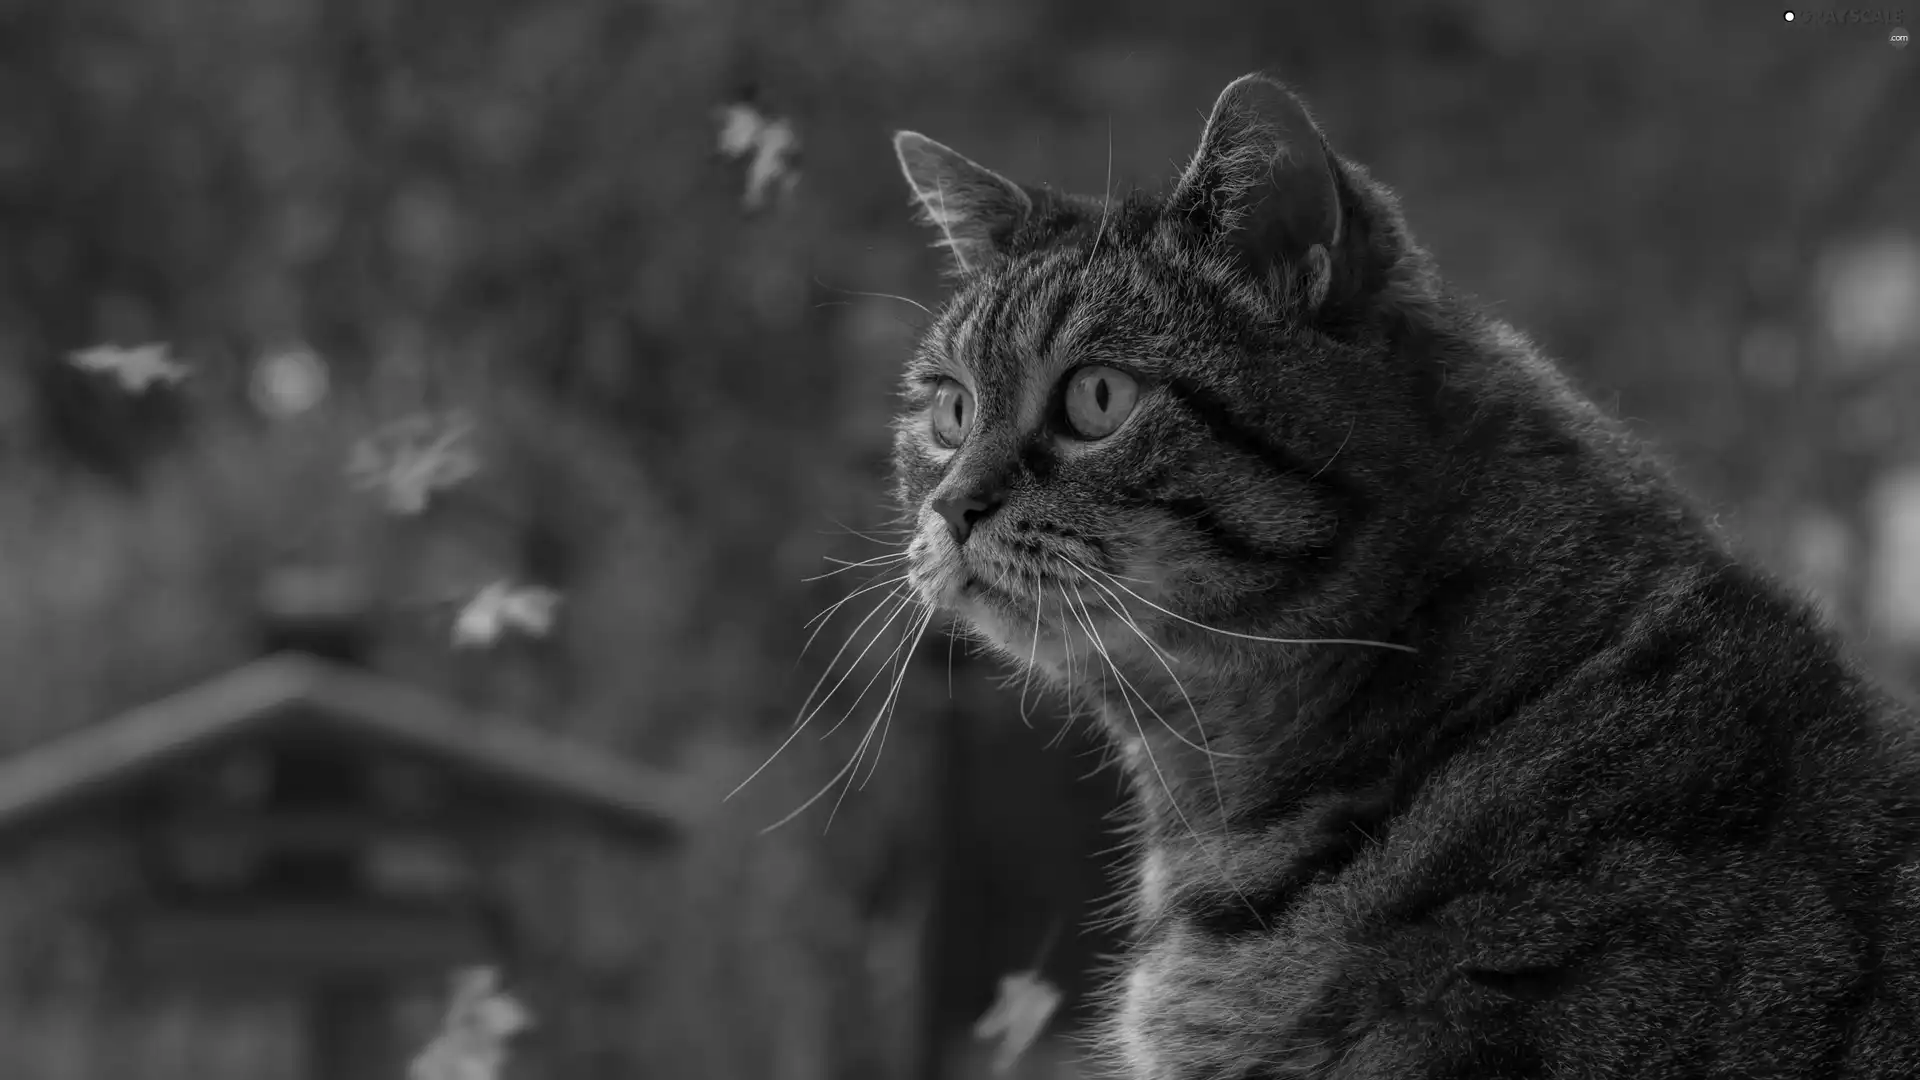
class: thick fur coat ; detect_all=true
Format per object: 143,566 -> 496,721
888,74 -> 1920,1078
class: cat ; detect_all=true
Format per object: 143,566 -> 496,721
885,73 -> 1920,1078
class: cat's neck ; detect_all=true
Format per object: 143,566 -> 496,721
1076,404 -> 1725,847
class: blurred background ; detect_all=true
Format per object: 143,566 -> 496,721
0,0 -> 1915,1077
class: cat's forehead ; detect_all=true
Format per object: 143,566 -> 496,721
919,246 -> 1181,415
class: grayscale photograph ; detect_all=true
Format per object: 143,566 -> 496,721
0,2 -> 1915,1077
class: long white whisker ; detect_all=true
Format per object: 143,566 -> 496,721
762,598 -> 932,835
805,571 -> 909,633
1075,569 -> 1243,870
819,516 -> 915,545
811,278 -> 933,316
824,603 -> 934,835
1309,415 -> 1356,482
1084,116 -> 1114,274
1089,566 -> 1416,654
732,583 -> 913,801
1060,585 -> 1268,933
1067,583 -> 1233,762
1017,569 -> 1045,729
758,751 -> 863,835
800,587 -> 920,740
1072,563 -> 1252,762
804,551 -> 910,582
856,604 -> 938,793
817,595 -> 926,740
1060,587 -> 1080,708
798,575 -> 911,685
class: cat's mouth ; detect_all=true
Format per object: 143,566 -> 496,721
947,561 -> 1160,679
952,552 -> 1087,610
947,551 -> 1131,633
906,516 -> 1139,651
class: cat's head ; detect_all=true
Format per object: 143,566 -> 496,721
888,74 -> 1448,678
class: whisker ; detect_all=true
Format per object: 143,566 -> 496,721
758,750 -> 862,835
803,551 -> 909,582
802,571 -> 909,649
819,603 -> 933,836
830,719 -> 882,823
1043,711 -> 1078,751
1067,582 -> 1240,763
1087,565 -> 1416,654
732,583 -> 914,802
1074,568 -> 1246,874
1017,569 -> 1046,729
810,277 -> 933,316
1309,415 -> 1356,482
982,554 -> 1022,599
1084,115 -> 1114,274
1061,587 -> 1081,714
799,586 -> 922,742
804,568 -> 910,630
816,595 -> 927,740
1069,561 -> 1253,763
855,603 -> 938,794
1060,584 -> 1268,934
797,579 -> 913,720
819,515 -> 916,545
820,551 -> 910,568
761,597 -> 933,835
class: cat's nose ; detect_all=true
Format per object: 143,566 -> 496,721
932,487 -> 1004,545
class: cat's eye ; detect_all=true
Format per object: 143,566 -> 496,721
930,378 -> 974,448
1063,366 -> 1139,440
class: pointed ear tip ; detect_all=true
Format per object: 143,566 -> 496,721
1225,71 -> 1284,89
893,131 -> 946,160
1220,71 -> 1310,107
1206,72 -> 1327,143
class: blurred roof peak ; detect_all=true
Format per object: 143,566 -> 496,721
0,653 -> 699,844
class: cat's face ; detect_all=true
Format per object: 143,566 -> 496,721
889,76 -> 1434,675
891,243 -> 1349,672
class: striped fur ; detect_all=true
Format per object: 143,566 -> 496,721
890,74 -> 1920,1078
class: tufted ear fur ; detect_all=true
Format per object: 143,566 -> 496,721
893,131 -> 1034,275
1171,74 -> 1412,315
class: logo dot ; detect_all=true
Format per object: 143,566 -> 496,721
1783,9 -> 1795,20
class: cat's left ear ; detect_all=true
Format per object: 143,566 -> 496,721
893,131 -> 1033,275
1170,74 -> 1406,313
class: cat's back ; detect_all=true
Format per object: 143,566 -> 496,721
1110,462 -> 1920,1080
1347,553 -> 1920,1075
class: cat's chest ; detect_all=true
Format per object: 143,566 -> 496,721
1113,864 -> 1363,1080
1112,816 -> 1448,1079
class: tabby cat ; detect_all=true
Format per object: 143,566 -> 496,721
885,74 -> 1920,1077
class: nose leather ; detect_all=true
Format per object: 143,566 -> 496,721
932,486 -> 1005,544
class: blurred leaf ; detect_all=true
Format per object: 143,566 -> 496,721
452,581 -> 563,649
408,967 -> 532,1080
715,100 -> 802,212
346,410 -> 481,516
972,969 -> 1062,1076
66,342 -> 190,393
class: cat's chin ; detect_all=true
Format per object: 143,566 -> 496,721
950,585 -> 1141,681
915,555 -> 1131,672
946,583 -> 1032,646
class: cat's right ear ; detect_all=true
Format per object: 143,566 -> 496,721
1170,74 -> 1411,314
892,132 -> 1033,275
